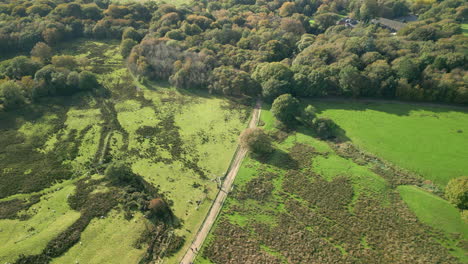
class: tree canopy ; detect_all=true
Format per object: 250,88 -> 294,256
1,0 -> 468,112
271,94 -> 300,126
240,128 -> 274,155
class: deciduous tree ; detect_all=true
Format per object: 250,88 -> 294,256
271,94 -> 300,125
240,128 -> 273,155
0,81 -> 25,111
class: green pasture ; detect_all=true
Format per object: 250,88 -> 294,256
312,101 -> 468,187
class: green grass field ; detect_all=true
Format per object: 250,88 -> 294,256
312,101 -> 468,187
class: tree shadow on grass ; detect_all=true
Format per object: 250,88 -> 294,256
254,148 -> 299,170
296,124 -> 350,143
304,98 -> 468,117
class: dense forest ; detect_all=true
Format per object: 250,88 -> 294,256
0,0 -> 467,111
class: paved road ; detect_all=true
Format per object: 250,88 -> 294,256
179,100 -> 262,264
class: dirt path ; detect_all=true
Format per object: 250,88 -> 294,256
179,100 -> 262,264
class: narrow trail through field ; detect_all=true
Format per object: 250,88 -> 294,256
179,99 -> 262,264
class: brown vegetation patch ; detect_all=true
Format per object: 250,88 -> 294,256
235,171 -> 277,201
203,220 -> 282,264
288,143 -> 316,168
332,142 -> 424,188
0,195 -> 41,220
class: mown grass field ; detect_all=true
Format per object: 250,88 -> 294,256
196,103 -> 467,264
312,100 -> 468,187
0,39 -> 250,263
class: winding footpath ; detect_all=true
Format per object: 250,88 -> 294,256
179,100 -> 262,264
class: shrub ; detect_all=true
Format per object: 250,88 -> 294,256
30,42 -> 53,63
0,81 -> 25,111
313,117 -> 337,139
240,128 -> 274,155
462,210 -> 468,223
78,71 -> 99,91
120,39 -> 137,58
148,198 -> 170,218
301,105 -> 317,126
445,176 -> 468,209
105,162 -> 142,189
51,55 -> 77,70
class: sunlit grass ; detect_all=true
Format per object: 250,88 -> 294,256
51,210 -> 147,264
0,184 -> 80,263
312,101 -> 468,187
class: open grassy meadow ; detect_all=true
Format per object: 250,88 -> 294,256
311,100 -> 468,187
0,39 -> 250,263
195,104 -> 468,264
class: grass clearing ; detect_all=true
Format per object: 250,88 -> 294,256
0,184 -> 80,263
312,100 -> 468,187
51,210 -> 147,264
312,154 -> 390,202
127,83 -> 249,263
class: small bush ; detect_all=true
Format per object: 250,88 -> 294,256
240,128 -> 274,155
445,176 -> 468,209
105,162 -> 144,190
313,117 -> 337,139
301,105 -> 317,126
